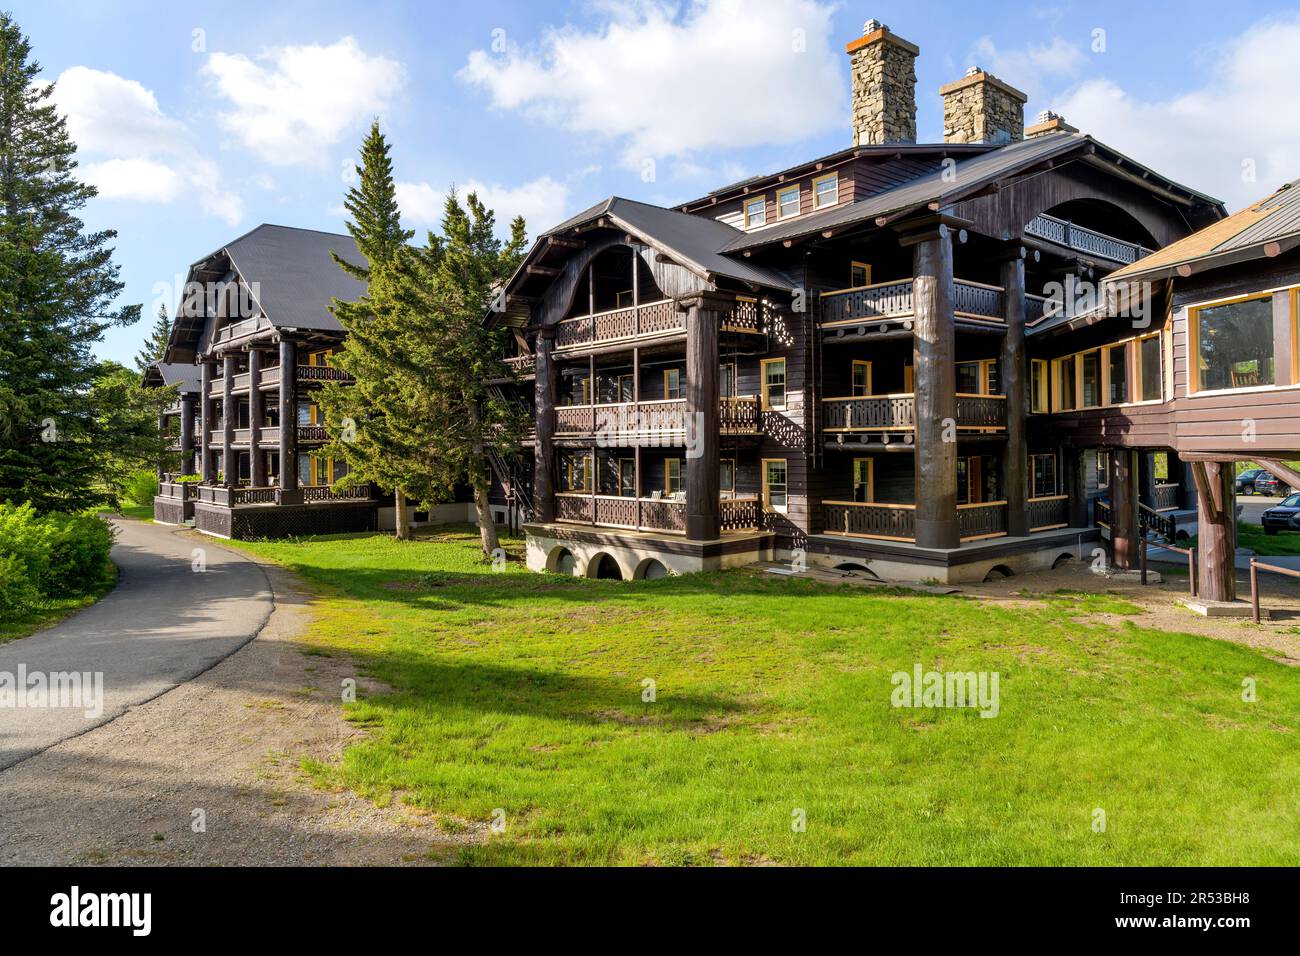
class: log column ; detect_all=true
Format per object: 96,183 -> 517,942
1066,447 -> 1089,528
999,253 -> 1029,537
909,226 -> 959,549
1109,447 -> 1138,569
199,361 -> 214,481
682,293 -> 723,542
1193,461 -> 1237,602
279,338 -> 298,492
221,353 -> 236,485
179,392 -> 196,476
533,328 -> 557,523
249,349 -> 265,486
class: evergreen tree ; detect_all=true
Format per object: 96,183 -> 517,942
313,120 -> 430,539
135,303 -> 171,371
0,11 -> 140,512
89,360 -> 176,504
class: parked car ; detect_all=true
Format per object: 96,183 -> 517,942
1235,468 -> 1267,494
1261,493 -> 1300,535
1252,474 -> 1296,497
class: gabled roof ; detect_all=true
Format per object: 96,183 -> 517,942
221,224 -> 367,332
142,361 -> 202,392
717,132 -> 1222,254
1106,179 -> 1300,282
539,196 -> 797,291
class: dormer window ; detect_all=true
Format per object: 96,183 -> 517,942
744,195 -> 767,228
777,186 -> 800,219
813,172 -> 839,209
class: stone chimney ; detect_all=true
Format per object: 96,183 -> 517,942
1026,110 -> 1078,138
939,67 -> 1028,144
846,19 -> 919,146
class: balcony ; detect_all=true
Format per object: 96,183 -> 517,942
1028,494 -> 1069,532
554,397 -> 761,441
552,297 -> 765,352
207,364 -> 350,397
1025,214 -> 1153,265
821,393 -> 1006,435
555,493 -> 759,535
821,499 -> 1008,543
208,425 -> 328,446
194,484 -> 371,507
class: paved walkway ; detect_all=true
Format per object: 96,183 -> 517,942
0,519 -> 273,770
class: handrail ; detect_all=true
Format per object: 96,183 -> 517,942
821,500 -> 915,509
1250,558 -> 1300,623
1028,494 -> 1068,502
958,499 -> 1008,509
823,392 -> 915,402
555,298 -> 673,325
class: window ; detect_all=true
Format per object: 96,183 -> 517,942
1138,334 -> 1163,401
665,458 -> 684,494
297,402 -> 317,426
1055,356 -> 1077,410
851,360 -> 872,397
333,458 -> 350,482
813,173 -> 839,209
903,363 -> 914,392
616,373 -> 634,403
1030,359 -> 1049,413
664,368 -> 684,400
744,195 -> 767,228
563,454 -> 591,492
1030,453 -> 1058,498
1096,449 -> 1109,488
618,458 -> 635,496
763,459 -> 788,512
956,359 -> 997,395
720,363 -> 737,399
762,358 -> 786,409
1191,294 -> 1275,392
298,456 -> 312,488
720,458 -> 736,497
850,261 -> 871,288
1106,343 -> 1129,405
1080,350 -> 1101,407
1153,452 -> 1169,482
852,458 -> 873,503
777,186 -> 800,219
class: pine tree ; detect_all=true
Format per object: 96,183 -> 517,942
135,303 -> 172,371
0,12 -> 140,512
313,120 -> 430,539
396,189 -> 527,556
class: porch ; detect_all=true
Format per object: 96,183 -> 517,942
554,493 -> 760,535
819,277 -> 1056,328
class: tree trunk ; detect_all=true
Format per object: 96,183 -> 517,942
394,487 -> 411,541
473,478 -> 500,557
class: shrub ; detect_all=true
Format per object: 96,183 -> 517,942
124,469 -> 159,506
42,512 -> 114,596
0,502 -> 114,612
0,551 -> 40,613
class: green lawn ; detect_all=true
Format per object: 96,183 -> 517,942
0,561 -> 117,645
1188,522 -> 1300,557
231,527 -> 1300,866
113,504 -> 154,522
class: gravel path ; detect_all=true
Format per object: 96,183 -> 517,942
0,521 -> 478,866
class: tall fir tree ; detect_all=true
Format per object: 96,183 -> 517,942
135,303 -> 172,371
0,11 -> 140,512
314,120 -> 433,539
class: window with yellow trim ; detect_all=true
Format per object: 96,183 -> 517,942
1030,453 -> 1058,498
665,457 -> 684,494
1030,359 -> 1049,412
850,260 -> 871,288
720,458 -> 736,497
1190,293 -> 1275,392
743,195 -> 766,228
776,186 -> 800,219
763,459 -> 788,512
851,360 -> 872,397
562,454 -> 591,492
813,173 -> 839,209
664,367 -> 684,400
1136,333 -> 1163,401
617,458 -> 635,497
852,458 -> 873,503
1105,342 -> 1130,405
761,358 -> 786,409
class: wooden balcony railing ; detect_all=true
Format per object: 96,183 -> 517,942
822,501 -> 916,541
820,278 -> 1012,326
1028,494 -> 1069,532
720,396 -> 761,433
822,393 -> 1006,432
555,397 -> 760,439
555,492 -> 686,534
957,500 -> 1008,541
302,484 -> 370,502
157,481 -> 194,501
719,496 -> 760,532
554,299 -> 682,350
296,364 -> 353,383
1025,213 -> 1153,265
1152,483 -> 1179,511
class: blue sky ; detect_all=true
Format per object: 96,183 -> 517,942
9,0 -> 1300,365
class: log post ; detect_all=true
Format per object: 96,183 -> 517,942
1192,460 -> 1237,602
909,226 -> 958,549
199,360 -> 214,481
999,253 -> 1029,537
533,328 -> 557,523
1066,447 -> 1089,527
249,349 -> 265,486
279,338 -> 298,492
179,392 -> 195,476
681,292 -> 723,542
1109,447 -> 1137,569
221,353 -> 236,486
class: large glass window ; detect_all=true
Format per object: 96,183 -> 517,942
763,459 -> 788,511
1193,295 -> 1275,391
1031,453 -> 1058,498
1081,350 -> 1101,407
1107,344 -> 1129,404
1139,334 -> 1163,401
762,359 -> 786,409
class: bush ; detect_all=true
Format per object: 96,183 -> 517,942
124,469 -> 158,506
0,502 -> 114,613
174,474 -> 201,484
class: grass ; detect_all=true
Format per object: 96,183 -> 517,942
231,527 -> 1300,866
1188,522 -> 1300,557
113,504 -> 154,522
0,560 -> 117,645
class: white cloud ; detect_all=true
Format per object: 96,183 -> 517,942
395,176 -> 572,237
53,66 -> 243,224
966,35 -> 1087,100
203,37 -> 406,167
458,0 -> 844,165
1055,13 -> 1300,210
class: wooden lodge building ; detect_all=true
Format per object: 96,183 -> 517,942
149,19 -> 1300,599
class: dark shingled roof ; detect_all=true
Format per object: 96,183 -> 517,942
542,196 -> 797,291
222,224 -> 367,332
143,361 -> 202,392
